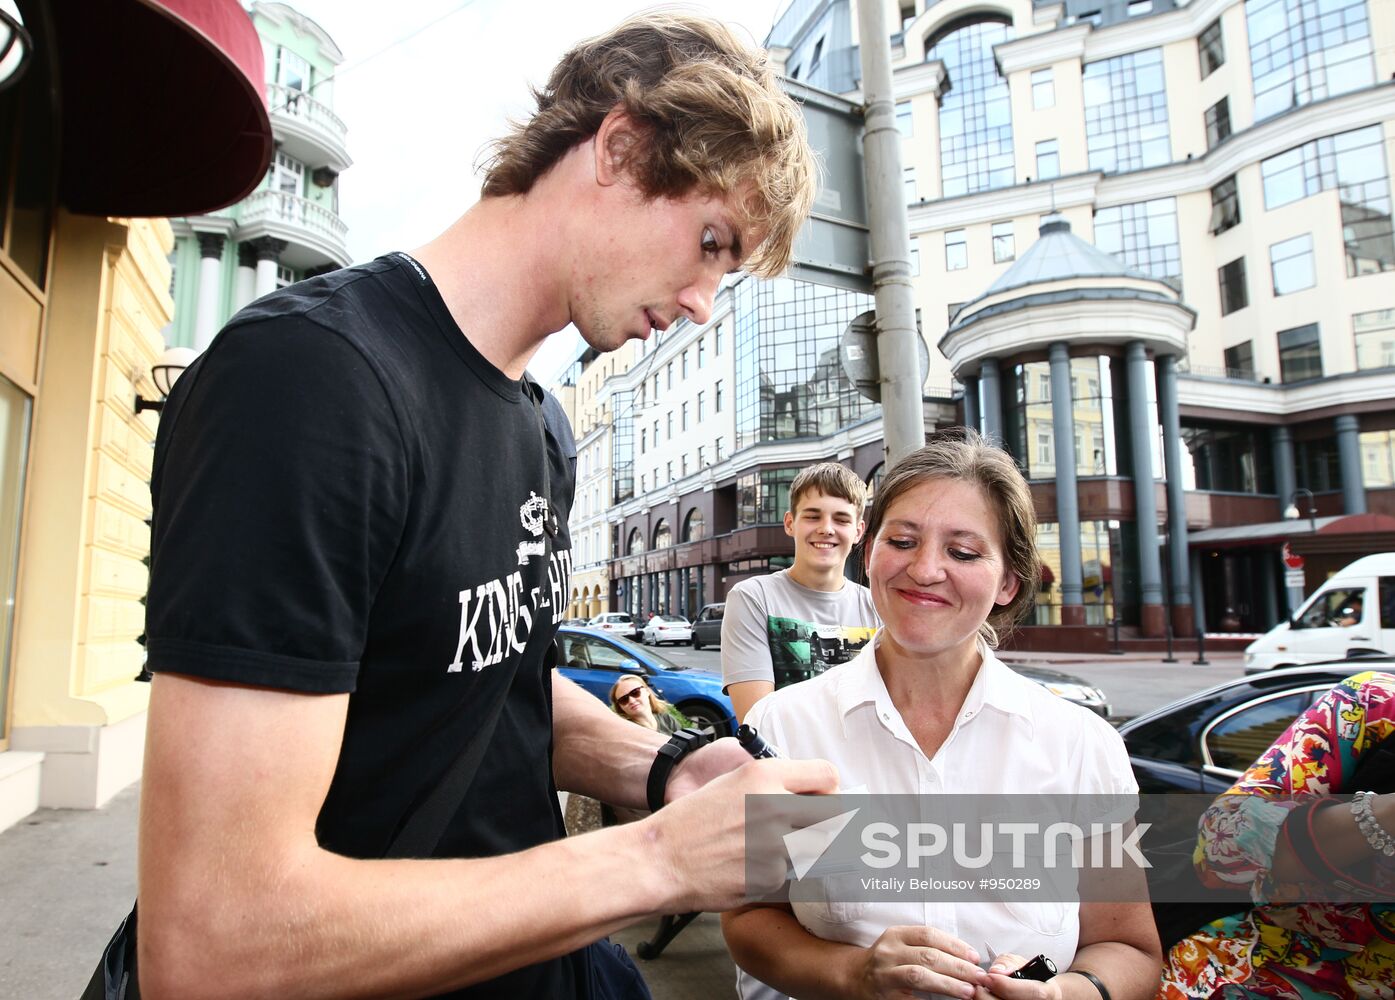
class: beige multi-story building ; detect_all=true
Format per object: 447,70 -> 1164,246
0,0 -> 273,831
577,0 -> 1395,650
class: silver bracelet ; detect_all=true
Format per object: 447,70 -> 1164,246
1351,790 -> 1395,857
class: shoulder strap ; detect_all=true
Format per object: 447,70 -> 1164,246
385,639 -> 560,858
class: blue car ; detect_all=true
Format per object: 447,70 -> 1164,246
554,626 -> 736,737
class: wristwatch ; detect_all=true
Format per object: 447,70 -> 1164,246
646,727 -> 713,813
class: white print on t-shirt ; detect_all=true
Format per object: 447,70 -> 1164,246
520,492 -> 550,537
447,547 -> 572,674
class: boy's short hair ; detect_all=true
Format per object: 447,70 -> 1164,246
788,462 -> 868,519
479,12 -> 817,277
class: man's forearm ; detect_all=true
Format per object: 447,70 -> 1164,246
141,818 -> 673,1000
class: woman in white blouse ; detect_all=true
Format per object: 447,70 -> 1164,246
722,431 -> 1161,1000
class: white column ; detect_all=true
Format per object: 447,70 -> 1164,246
193,233 -> 225,353
234,242 -> 257,311
252,237 -> 287,299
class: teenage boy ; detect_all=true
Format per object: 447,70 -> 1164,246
722,462 -> 879,722
135,14 -> 835,1000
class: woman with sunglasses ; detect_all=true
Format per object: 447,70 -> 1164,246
609,674 -> 683,734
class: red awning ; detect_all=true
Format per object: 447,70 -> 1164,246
48,0 -> 272,216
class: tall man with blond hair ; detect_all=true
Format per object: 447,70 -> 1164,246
136,14 -> 833,999
723,462 -> 880,722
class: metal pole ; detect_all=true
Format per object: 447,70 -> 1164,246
858,0 -> 924,467
1193,629 -> 1209,666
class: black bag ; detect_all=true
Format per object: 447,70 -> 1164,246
583,939 -> 654,1000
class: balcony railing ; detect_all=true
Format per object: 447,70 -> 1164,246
266,83 -> 347,144
241,189 -> 348,243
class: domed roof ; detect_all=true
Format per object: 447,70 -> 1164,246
982,214 -> 1154,299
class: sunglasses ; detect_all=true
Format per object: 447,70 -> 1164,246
615,687 -> 647,705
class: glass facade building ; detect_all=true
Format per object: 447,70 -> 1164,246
928,19 -> 1016,198
1083,49 -> 1170,174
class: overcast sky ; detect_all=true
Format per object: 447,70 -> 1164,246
283,0 -> 790,384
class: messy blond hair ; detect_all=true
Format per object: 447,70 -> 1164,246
479,11 -> 817,277
788,462 -> 869,519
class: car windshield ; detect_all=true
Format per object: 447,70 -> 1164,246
655,616 -> 687,624
603,632 -> 688,669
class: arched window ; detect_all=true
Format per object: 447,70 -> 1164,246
653,519 -> 672,549
627,528 -> 645,555
926,16 -> 1014,197
866,463 -> 885,506
683,508 -> 706,542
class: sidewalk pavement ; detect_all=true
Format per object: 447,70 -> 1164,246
0,782 -> 736,1000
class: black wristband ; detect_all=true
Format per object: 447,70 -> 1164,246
1070,970 -> 1111,1000
645,727 -> 712,813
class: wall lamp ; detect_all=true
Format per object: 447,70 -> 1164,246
1282,487 -> 1317,533
0,1 -> 32,94
135,347 -> 196,415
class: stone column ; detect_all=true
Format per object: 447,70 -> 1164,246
962,375 -> 980,433
1157,355 -> 1194,638
1272,425 -> 1296,515
234,242 -> 258,311
980,358 -> 1003,444
1126,342 -> 1165,637
1335,414 -> 1367,514
1189,548 -> 1207,633
251,236 -> 287,300
1048,344 -> 1084,624
193,233 -> 225,353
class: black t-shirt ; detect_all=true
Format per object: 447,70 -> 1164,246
146,253 -> 581,997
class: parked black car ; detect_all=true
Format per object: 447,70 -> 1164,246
690,603 -> 724,649
1118,662 -> 1386,793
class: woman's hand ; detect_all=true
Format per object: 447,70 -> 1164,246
853,925 -> 990,999
973,954 -> 1062,1000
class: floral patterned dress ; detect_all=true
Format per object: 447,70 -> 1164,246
1158,671 -> 1395,999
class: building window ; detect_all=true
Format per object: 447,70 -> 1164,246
1218,257 -> 1248,315
1223,341 -> 1256,379
716,438 -> 724,461
1035,139 -> 1060,181
1180,422 -> 1274,493
945,229 -> 968,270
681,350 -> 689,378
1037,431 -> 1053,467
1278,323 -> 1322,382
1031,68 -> 1054,109
992,221 -> 1015,263
1270,233 -> 1315,296
652,375 -> 659,399
666,412 -> 673,438
714,380 -> 724,413
665,460 -> 673,483
1261,126 -> 1394,276
697,390 -> 706,420
1209,175 -> 1241,234
640,474 -> 647,494
810,36 -> 824,72
640,429 -> 647,454
684,508 -> 706,541
1354,309 -> 1395,370
697,445 -> 706,468
909,239 -> 921,277
1094,198 -> 1181,290
715,322 -> 722,355
698,337 -> 706,368
1360,430 -> 1395,487
681,454 -> 688,478
1198,17 -> 1225,78
1128,0 -> 1153,14
666,362 -> 673,389
927,19 -> 1016,198
904,167 -> 917,203
896,100 -> 912,137
1204,97 -> 1231,151
736,468 -> 802,527
681,401 -> 689,431
1083,48 -> 1169,174
1247,0 -> 1374,122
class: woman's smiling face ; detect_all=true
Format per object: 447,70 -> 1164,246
866,477 -> 1021,663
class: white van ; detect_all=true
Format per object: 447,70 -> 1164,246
1244,553 -> 1395,673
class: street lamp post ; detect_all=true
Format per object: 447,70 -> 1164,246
1281,487 -> 1317,614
